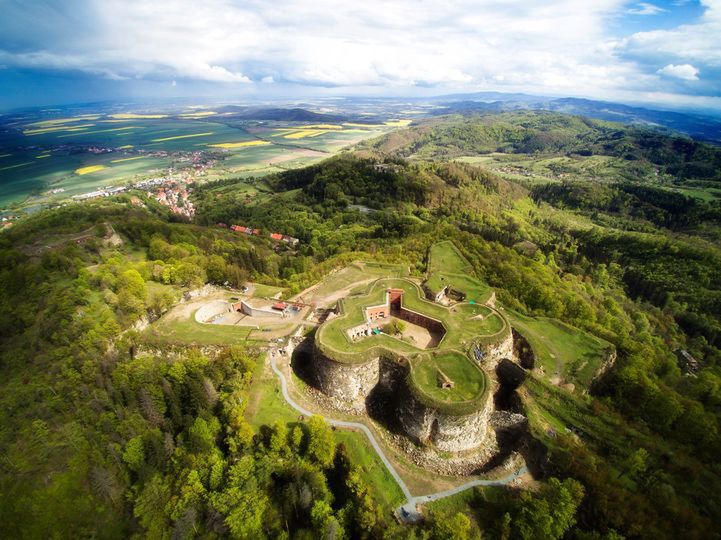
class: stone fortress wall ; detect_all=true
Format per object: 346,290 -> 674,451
311,345 -> 494,451
309,270 -> 519,454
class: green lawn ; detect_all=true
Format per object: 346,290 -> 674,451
504,309 -> 613,388
304,262 -> 404,304
143,309 -> 253,346
334,431 -> 406,510
315,278 -> 505,414
424,271 -> 493,302
428,240 -> 473,275
250,282 -> 287,298
411,351 -> 486,403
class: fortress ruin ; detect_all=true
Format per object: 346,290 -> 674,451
309,278 -> 513,453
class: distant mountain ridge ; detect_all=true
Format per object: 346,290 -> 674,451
430,93 -> 721,144
217,106 -> 347,122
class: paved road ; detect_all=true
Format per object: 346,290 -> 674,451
269,353 -> 526,522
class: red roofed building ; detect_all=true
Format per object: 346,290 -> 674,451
272,302 -> 287,311
252,229 -> 262,236
270,233 -> 283,241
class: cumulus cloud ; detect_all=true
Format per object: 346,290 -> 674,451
657,63 -> 700,80
0,0 -> 718,106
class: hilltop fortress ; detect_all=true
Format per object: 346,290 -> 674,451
311,273 -> 513,453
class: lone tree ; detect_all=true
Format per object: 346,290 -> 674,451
306,415 -> 336,468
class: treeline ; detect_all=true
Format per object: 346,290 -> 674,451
531,181 -> 721,230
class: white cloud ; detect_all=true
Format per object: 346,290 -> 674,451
0,0 -> 718,107
627,3 -> 668,15
657,63 -> 700,80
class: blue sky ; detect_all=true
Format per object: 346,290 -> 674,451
0,0 -> 719,111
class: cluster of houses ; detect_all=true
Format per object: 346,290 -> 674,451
73,186 -> 127,200
219,223 -> 299,246
67,174 -> 195,218
150,180 -> 195,218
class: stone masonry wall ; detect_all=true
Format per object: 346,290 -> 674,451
397,381 -> 493,452
312,348 -> 379,404
311,338 -> 500,452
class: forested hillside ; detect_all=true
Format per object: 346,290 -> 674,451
364,111 -> 721,184
1,112 -> 721,538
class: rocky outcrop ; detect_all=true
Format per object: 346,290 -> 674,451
473,330 -> 514,370
397,386 -> 493,452
512,329 -> 535,369
311,342 -> 496,452
496,358 -> 527,388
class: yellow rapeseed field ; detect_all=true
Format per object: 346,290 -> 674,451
109,113 -> 168,119
110,156 -> 146,163
117,145 -> 134,149
0,162 -> 32,171
151,132 -> 214,142
300,124 -> 343,129
57,126 -> 137,138
75,165 -> 106,175
384,119 -> 412,127
27,115 -> 101,128
342,122 -> 384,128
283,130 -> 327,139
24,124 -> 95,135
179,111 -> 218,117
36,154 -> 51,159
209,140 -> 270,149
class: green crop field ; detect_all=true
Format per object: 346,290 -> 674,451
0,111 -> 401,211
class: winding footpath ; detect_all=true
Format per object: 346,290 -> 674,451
269,353 -> 527,522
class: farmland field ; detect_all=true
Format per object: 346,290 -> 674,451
0,107 -> 412,211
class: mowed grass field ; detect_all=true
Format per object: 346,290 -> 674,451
249,282 -> 287,298
428,240 -> 474,275
504,309 -> 613,388
318,278 -> 509,359
142,308 -> 255,346
412,351 -> 486,403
